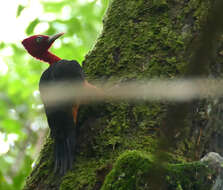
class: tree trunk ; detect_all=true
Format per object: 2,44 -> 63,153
24,0 -> 223,189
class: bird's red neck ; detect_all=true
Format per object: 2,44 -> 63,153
41,51 -> 61,65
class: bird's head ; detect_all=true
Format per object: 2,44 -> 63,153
22,33 -> 64,61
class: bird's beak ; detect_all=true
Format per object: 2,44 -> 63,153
48,32 -> 64,44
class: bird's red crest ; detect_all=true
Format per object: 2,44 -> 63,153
22,35 -> 50,58
22,33 -> 64,64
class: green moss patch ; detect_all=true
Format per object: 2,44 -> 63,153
101,150 -> 215,190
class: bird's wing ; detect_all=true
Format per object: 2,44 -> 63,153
39,60 -> 84,175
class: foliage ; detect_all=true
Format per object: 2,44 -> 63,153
0,0 -> 108,189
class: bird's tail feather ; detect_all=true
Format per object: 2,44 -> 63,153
53,127 -> 77,175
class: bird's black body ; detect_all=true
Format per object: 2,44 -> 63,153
39,59 -> 84,175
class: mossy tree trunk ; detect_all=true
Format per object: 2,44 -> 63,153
24,0 -> 223,189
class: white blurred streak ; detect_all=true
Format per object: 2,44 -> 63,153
33,90 -> 40,97
0,132 -> 18,155
61,5 -> 72,20
7,134 -> 18,146
0,0 -> 43,43
39,78 -> 223,106
34,22 -> 49,34
0,57 -> 8,75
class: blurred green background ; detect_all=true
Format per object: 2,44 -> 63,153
0,0 -> 108,189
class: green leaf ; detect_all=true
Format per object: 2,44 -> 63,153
1,119 -> 22,134
42,2 -> 66,13
67,17 -> 82,34
0,42 -> 5,49
16,5 -> 25,17
26,18 -> 40,35
12,155 -> 32,190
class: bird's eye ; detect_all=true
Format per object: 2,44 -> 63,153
36,36 -> 43,43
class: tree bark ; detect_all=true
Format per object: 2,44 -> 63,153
24,0 -> 223,189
